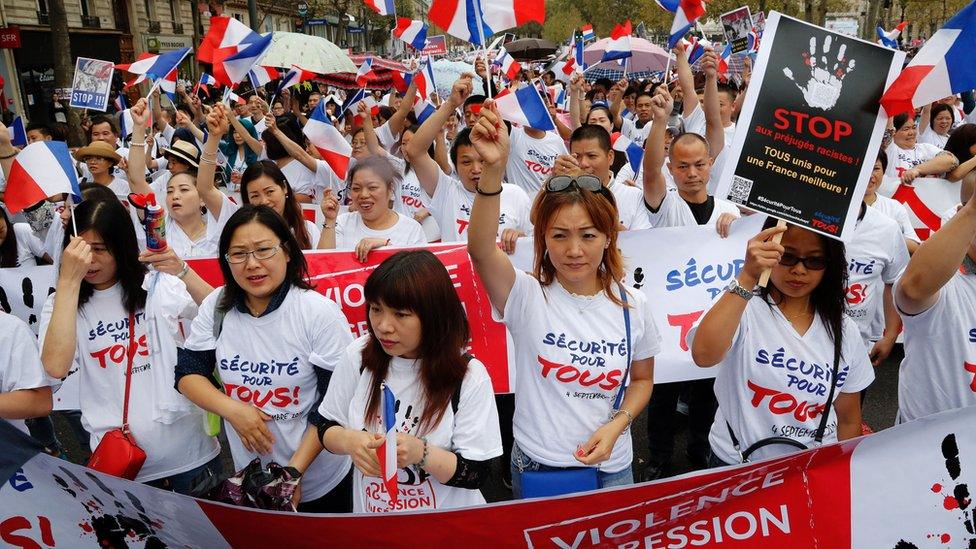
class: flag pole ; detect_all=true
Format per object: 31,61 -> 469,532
67,194 -> 78,237
473,0 -> 492,100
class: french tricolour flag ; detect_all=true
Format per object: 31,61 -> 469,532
428,0 -> 544,46
493,47 -> 521,80
394,18 -> 428,50
197,16 -> 262,64
682,36 -> 707,64
4,142 -> 81,214
601,21 -> 633,63
365,0 -> 395,16
718,43 -> 731,75
413,97 -> 437,123
611,132 -> 643,172
494,85 -> 556,132
10,115 -> 26,148
222,88 -> 246,106
218,32 -> 274,86
376,383 -> 399,507
304,101 -> 352,180
116,48 -> 191,81
277,66 -> 316,96
877,21 -> 908,49
581,24 -> 595,41
667,0 -> 706,49
248,66 -> 279,89
113,93 -> 128,112
356,58 -> 375,88
881,1 -> 976,116
414,57 -> 437,101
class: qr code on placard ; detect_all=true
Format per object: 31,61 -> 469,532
728,175 -> 753,205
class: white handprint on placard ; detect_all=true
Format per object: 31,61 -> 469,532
782,35 -> 855,111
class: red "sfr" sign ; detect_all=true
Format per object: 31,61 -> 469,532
0,27 -> 20,49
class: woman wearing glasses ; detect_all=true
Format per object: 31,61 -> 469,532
177,205 -> 354,512
691,219 -> 874,466
466,102 -> 660,498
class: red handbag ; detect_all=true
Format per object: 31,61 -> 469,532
87,312 -> 147,480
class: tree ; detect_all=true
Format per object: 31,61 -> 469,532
48,0 -> 85,146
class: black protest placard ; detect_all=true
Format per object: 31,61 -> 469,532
715,13 -> 904,241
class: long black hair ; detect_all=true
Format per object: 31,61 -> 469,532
361,250 -> 469,435
66,198 -> 147,314
240,160 -> 312,249
0,207 -> 18,268
758,217 -> 848,366
216,205 -> 312,312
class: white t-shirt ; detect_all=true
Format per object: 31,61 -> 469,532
895,271 -> 976,423
700,299 -> 874,464
870,194 -> 921,243
646,189 -> 740,228
319,336 -> 502,513
38,277 -> 220,482
375,121 -> 399,154
505,127 -> 567,194
106,176 -> 131,198
11,223 -> 46,267
844,207 -> 909,346
184,287 -> 353,501
395,170 -> 441,242
918,127 -> 949,149
495,270 -> 662,473
683,105 -> 706,137
426,171 -> 532,243
314,159 -> 345,204
608,181 -> 652,230
885,142 -> 944,179
303,219 -> 322,250
167,194 -> 240,259
280,159 -> 317,197
621,117 -> 652,145
334,211 -> 427,250
0,312 -> 52,434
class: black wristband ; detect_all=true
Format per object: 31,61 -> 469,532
0,150 -> 17,159
475,183 -> 502,197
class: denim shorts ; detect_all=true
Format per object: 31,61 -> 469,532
509,442 -> 633,499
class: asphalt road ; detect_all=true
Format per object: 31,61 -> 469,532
51,346 -> 904,504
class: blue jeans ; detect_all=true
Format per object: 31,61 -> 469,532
509,442 -> 633,499
144,455 -> 223,496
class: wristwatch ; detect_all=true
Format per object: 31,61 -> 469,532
725,279 -> 757,301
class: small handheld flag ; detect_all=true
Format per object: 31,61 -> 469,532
376,383 -> 399,507
394,18 -> 429,51
4,142 -> 81,214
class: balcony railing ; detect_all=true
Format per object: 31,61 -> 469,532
147,20 -> 161,33
36,10 -> 49,25
81,15 -> 100,28
172,22 -> 183,34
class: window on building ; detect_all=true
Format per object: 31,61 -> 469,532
169,0 -> 178,22
233,13 -> 241,21
144,0 -> 155,19
36,0 -> 48,15
80,0 -> 90,17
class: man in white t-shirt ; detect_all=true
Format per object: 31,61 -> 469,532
78,116 -> 129,182
552,125 -> 651,230
402,74 -> 532,247
505,125 -> 567,194
894,175 -> 976,423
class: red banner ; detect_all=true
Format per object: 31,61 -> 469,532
186,244 -> 512,392
3,406 -> 973,547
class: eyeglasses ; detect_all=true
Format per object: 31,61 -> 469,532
546,175 -> 612,200
225,244 -> 281,264
779,252 -> 827,271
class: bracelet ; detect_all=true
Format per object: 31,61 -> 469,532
322,223 -> 335,230
0,150 -> 17,159
475,183 -> 503,196
611,408 -> 634,429
417,437 -> 430,469
199,157 -> 217,165
176,261 -> 190,279
129,141 -> 146,147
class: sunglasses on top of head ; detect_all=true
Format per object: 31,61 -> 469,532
545,175 -> 612,200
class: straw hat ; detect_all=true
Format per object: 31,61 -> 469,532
73,141 -> 121,164
161,139 -> 200,169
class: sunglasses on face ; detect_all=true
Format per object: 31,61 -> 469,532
779,252 -> 827,271
545,175 -> 612,200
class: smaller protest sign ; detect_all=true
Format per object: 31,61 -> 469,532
721,6 -> 754,54
0,265 -> 55,335
421,35 -> 447,56
715,12 -> 905,241
754,11 -> 766,34
69,57 -> 114,111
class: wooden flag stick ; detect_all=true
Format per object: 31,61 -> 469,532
757,219 -> 787,287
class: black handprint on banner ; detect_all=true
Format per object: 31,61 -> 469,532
632,268 -> 645,290
782,35 -> 855,111
893,433 -> 974,548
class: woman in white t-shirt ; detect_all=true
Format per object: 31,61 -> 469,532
240,160 -> 321,250
466,103 -> 659,497
919,103 -> 955,149
320,156 -> 426,260
39,198 -> 221,493
262,116 -> 317,203
866,152 -> 920,254
885,112 -> 959,183
691,220 -> 874,466
178,205 -> 353,512
127,100 -> 240,259
319,250 -> 502,513
0,208 -> 51,267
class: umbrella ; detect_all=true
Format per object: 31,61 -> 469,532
318,55 -> 409,90
583,37 -> 670,74
504,38 -> 558,62
431,59 -> 485,98
259,32 -> 358,74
